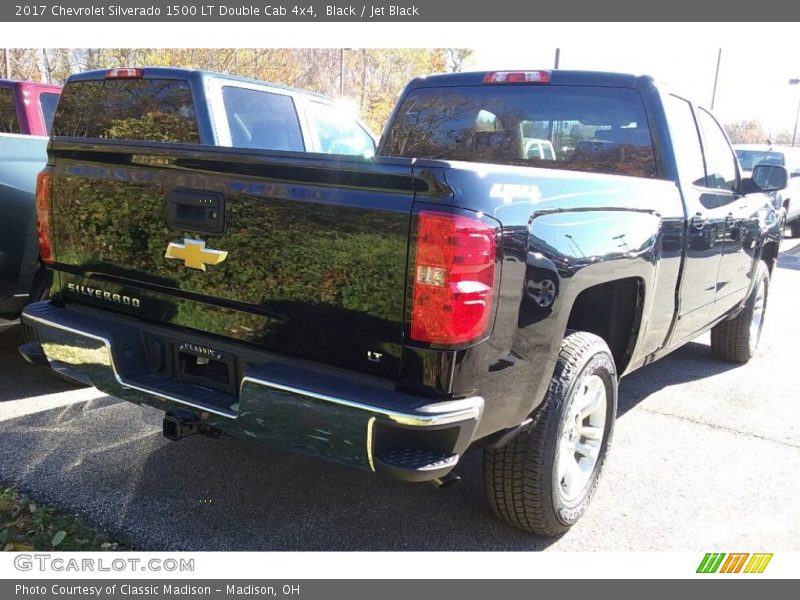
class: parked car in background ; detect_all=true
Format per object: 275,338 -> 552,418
735,143 -> 800,236
0,79 -> 61,319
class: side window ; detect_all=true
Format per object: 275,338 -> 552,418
221,86 -> 304,152
0,88 -> 20,134
664,95 -> 706,187
697,108 -> 738,192
306,101 -> 375,156
39,92 -> 60,135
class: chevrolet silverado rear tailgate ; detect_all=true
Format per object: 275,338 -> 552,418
44,72 -> 416,379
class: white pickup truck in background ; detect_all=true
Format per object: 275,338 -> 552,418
735,143 -> 800,237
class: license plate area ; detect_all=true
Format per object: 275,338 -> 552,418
174,343 -> 236,395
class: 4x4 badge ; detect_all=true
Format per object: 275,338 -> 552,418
165,239 -> 228,271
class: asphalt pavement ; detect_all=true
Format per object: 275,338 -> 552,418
0,241 -> 799,551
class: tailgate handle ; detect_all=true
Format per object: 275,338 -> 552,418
167,189 -> 225,235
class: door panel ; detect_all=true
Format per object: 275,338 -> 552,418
664,94 -> 726,342
716,195 -> 763,315
673,189 -> 728,340
696,108 -> 754,314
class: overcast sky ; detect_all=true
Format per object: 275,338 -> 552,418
474,31 -> 800,136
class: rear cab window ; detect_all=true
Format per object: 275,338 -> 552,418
0,87 -> 20,134
51,78 -> 200,144
382,85 -> 657,179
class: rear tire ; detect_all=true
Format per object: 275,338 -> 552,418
710,260 -> 769,363
790,219 -> 800,238
483,331 -> 617,536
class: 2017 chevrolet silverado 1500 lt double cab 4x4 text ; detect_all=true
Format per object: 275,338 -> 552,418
0,79 -> 61,318
20,68 -> 785,536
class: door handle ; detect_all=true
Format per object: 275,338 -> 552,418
167,189 -> 225,235
691,212 -> 708,229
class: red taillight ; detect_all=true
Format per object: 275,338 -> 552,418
410,211 -> 497,345
483,71 -> 551,84
35,169 -> 54,265
105,68 -> 143,79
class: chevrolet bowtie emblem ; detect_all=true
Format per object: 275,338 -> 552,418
164,239 -> 228,271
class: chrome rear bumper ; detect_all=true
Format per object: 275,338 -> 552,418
21,301 -> 483,482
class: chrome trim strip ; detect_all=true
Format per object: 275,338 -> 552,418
24,312 -> 236,419
366,416 -> 376,472
240,375 -> 483,427
0,132 -> 48,141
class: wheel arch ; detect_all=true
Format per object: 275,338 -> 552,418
564,276 -> 646,375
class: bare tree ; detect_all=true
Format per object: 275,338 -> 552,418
445,49 -> 474,73
724,120 -> 768,145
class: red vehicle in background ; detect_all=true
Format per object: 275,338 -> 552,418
0,80 -> 61,136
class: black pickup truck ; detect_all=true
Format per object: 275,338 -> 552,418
20,68 -> 786,536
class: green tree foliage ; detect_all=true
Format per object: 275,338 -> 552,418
107,112 -> 198,143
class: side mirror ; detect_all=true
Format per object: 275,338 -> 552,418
751,164 -> 788,192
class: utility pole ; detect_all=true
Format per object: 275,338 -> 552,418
710,48 -> 722,110
554,48 -> 560,69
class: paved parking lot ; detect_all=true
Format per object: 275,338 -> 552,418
1,242 -> 799,551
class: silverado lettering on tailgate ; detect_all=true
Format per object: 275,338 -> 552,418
66,283 -> 141,308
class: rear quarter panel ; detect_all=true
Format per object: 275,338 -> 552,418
405,162 -> 685,436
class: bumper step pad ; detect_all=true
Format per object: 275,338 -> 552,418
374,448 -> 458,482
